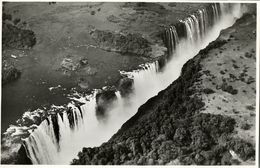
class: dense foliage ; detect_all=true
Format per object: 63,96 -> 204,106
72,39 -> 255,165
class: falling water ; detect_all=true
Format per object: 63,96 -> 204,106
198,8 -> 207,38
23,3 -> 244,164
165,26 -> 179,56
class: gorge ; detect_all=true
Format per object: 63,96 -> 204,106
1,2 -> 256,165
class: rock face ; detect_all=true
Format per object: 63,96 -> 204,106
71,13 -> 255,165
118,77 -> 134,97
95,88 -> 117,119
2,60 -> 21,85
90,29 -> 152,57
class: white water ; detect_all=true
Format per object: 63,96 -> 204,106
165,25 -> 179,54
23,3 -> 244,164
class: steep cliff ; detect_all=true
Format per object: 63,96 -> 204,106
71,12 -> 256,165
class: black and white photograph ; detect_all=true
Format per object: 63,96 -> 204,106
0,0 -> 258,166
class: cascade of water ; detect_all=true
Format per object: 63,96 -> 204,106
165,25 -> 179,56
198,9 -> 205,38
24,118 -> 58,164
22,3 -> 243,164
23,106 -> 85,164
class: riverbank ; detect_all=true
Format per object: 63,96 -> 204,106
72,9 -> 256,165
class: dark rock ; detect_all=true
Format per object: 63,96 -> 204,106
118,77 -> 134,96
157,56 -> 167,71
96,88 -> 117,119
51,115 -> 60,144
15,143 -> 32,164
67,107 -> 76,128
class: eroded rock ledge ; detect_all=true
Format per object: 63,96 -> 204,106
71,13 -> 255,165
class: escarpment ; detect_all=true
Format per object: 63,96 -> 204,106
71,12 -> 256,165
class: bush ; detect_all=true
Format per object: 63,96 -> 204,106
91,11 -> 96,15
220,82 -> 238,95
202,88 -> 215,94
228,139 -> 255,161
13,18 -> 21,25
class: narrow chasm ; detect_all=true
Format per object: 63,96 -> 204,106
71,8 -> 256,166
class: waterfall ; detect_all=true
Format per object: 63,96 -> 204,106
22,3 -> 244,165
198,8 -> 207,38
181,5 -> 211,43
165,26 -> 179,56
23,107 -> 84,164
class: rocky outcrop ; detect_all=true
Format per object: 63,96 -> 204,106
71,13 -> 255,165
60,56 -> 97,76
118,77 -> 134,97
96,88 -> 117,119
90,29 -> 152,57
61,58 -> 79,71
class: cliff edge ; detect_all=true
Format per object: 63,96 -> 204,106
71,11 -> 256,165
